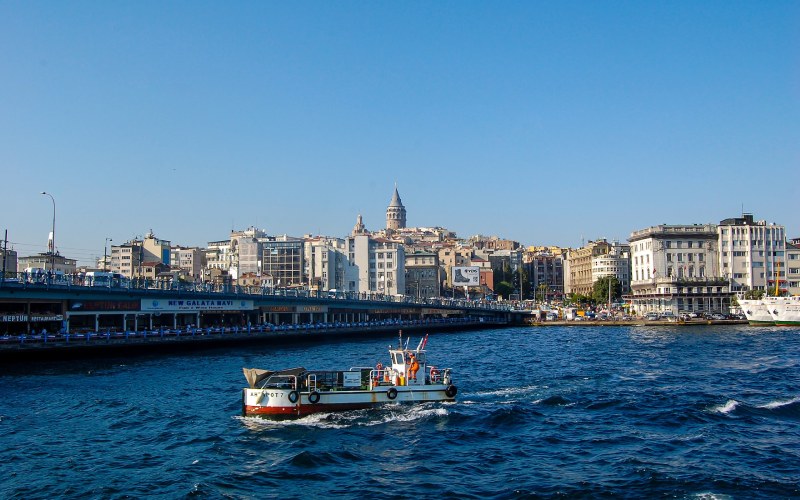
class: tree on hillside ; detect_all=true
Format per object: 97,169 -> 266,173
495,281 -> 514,299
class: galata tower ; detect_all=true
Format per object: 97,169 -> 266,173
386,185 -> 407,230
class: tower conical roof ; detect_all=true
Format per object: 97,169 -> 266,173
388,186 -> 404,208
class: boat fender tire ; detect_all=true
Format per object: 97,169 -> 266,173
288,391 -> 299,403
445,385 -> 458,398
387,388 -> 398,400
308,391 -> 321,404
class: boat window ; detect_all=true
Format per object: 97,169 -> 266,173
393,353 -> 403,364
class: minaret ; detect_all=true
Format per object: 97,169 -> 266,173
351,214 -> 368,236
386,185 -> 407,230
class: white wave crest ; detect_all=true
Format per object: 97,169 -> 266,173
711,400 -> 738,414
689,492 -> 733,500
758,396 -> 800,410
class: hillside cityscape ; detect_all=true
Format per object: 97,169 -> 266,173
2,186 -> 797,316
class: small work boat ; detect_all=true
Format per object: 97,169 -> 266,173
242,332 -> 457,418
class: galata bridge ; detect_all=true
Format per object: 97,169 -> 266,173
0,277 -> 513,360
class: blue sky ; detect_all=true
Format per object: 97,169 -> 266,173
1,2 -> 798,265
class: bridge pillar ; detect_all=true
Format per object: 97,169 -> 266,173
94,314 -> 99,331
292,313 -> 298,324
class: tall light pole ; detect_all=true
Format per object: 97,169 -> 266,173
104,238 -> 113,272
40,192 -> 55,271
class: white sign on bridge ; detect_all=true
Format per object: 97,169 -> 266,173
141,299 -> 254,312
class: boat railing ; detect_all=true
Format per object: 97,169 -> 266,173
258,374 -> 297,390
369,368 -> 394,387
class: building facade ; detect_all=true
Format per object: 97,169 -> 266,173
404,251 -> 440,298
1,248 -> 18,277
718,214 -> 787,293
17,253 -> 77,274
786,240 -> 800,294
591,241 -> 631,295
111,231 -> 171,279
262,236 -> 305,288
525,249 -> 565,302
170,246 -> 204,279
344,234 -> 405,295
565,240 -> 612,297
628,224 -> 730,316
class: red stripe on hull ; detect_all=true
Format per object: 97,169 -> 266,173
244,402 -> 376,418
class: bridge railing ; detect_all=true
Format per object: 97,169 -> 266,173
0,271 -> 511,311
0,316 -> 507,347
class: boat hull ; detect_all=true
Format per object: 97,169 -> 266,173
243,385 -> 456,418
768,297 -> 800,327
739,299 -> 775,326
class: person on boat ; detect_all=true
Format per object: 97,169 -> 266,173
407,353 -> 420,381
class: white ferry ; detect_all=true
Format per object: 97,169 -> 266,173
242,333 -> 457,418
767,296 -> 800,327
739,298 -> 775,326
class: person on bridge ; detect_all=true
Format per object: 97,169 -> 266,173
407,353 -> 420,381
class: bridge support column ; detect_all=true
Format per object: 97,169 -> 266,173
94,314 -> 99,331
292,313 -> 298,325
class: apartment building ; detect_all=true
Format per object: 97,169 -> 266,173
565,240 -> 612,297
344,234 -> 405,295
111,231 -> 171,278
170,246 -> 204,279
718,214 -> 786,293
404,250 -> 440,298
591,241 -> 631,295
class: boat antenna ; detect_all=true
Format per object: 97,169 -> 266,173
398,330 -> 403,349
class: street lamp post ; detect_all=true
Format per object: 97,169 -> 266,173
104,238 -> 113,272
40,192 -> 55,271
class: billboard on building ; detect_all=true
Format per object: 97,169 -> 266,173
452,266 -> 480,287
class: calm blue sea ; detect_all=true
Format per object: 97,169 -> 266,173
1,325 -> 799,499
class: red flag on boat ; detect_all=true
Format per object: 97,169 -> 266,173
420,334 -> 429,350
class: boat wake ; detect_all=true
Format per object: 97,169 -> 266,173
237,403 -> 452,430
